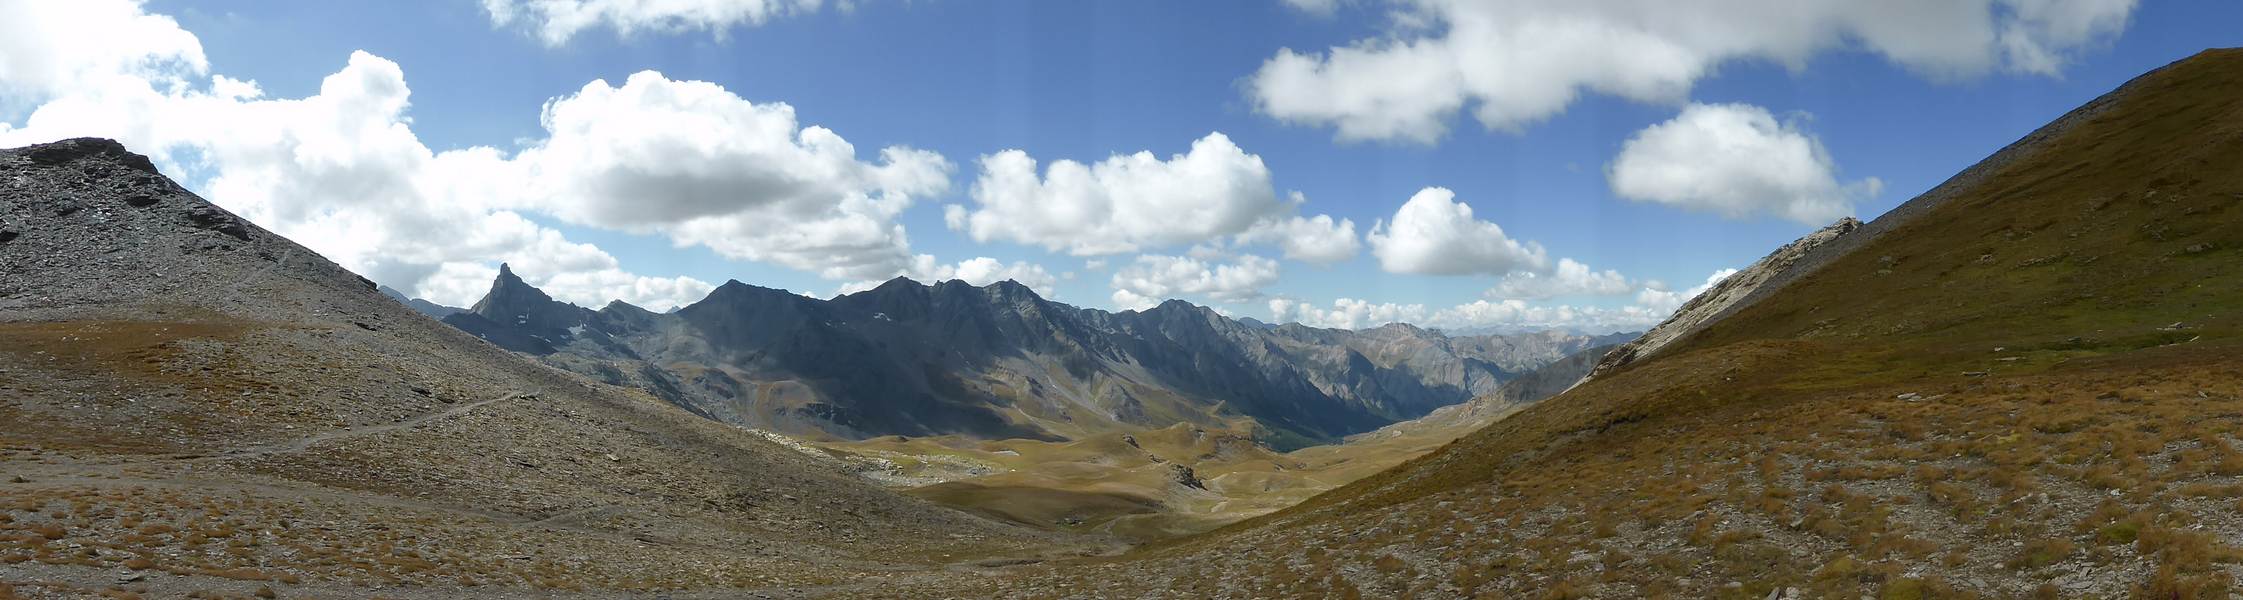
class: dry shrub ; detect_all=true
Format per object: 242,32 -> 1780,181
2007,537 -> 2076,569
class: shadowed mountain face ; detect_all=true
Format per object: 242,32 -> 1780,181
443,273 -> 1633,448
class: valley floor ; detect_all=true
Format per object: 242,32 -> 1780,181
0,417 -> 1123,600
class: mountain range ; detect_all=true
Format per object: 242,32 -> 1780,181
436,264 -> 1633,449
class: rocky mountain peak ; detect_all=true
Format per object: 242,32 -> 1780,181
690,279 -> 802,310
443,265 -> 592,355
601,299 -> 649,315
872,276 -> 926,292
1366,321 -> 1434,338
468,262 -> 558,317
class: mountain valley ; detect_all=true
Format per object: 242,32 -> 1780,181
3,28 -> 2242,600
878,47 -> 2243,599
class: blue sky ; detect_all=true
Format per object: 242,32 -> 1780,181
6,0 -> 2237,332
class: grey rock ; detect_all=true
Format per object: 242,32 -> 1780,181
1589,216 -> 1861,381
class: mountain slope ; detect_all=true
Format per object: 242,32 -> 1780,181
0,138 -> 1070,598
898,47 -> 2243,599
445,270 -> 1628,449
1588,217 -> 1859,379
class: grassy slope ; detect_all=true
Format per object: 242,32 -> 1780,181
1285,46 -> 2243,528
890,48 -> 2243,599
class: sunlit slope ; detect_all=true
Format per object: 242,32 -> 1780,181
896,48 -> 2243,599
1315,48 -> 2243,519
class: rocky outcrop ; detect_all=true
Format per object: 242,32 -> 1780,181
0,138 -> 382,315
1587,216 -> 1861,380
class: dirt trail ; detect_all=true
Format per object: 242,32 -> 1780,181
205,390 -> 534,461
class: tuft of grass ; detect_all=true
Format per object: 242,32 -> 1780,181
2008,537 -> 2076,569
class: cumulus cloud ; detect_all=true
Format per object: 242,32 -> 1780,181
1608,103 -> 1876,225
1254,0 -> 2138,143
1239,209 -> 1362,265
0,0 -> 207,103
1486,258 -> 1633,300
1110,254 -> 1282,311
514,71 -> 950,280
949,132 -> 1358,261
1366,187 -> 1547,276
483,0 -> 829,46
1268,297 -> 1428,330
833,255 -> 1059,297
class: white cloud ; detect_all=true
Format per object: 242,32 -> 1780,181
0,0 -> 207,103
1486,258 -> 1633,300
1251,0 -> 2138,143
1999,0 -> 2140,75
1633,268 -> 1739,315
513,71 -> 950,280
1271,266 -> 1739,333
1268,297 -> 1428,330
1239,210 -> 1361,265
1426,299 -> 1667,334
1110,254 -> 1281,311
483,0 -> 829,46
833,255 -> 1059,297
949,132 -> 1357,261
1279,0 -> 1346,16
1366,187 -> 1547,276
1608,103 -> 1876,225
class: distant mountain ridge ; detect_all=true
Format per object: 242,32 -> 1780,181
442,271 -> 1634,449
377,285 -> 463,318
